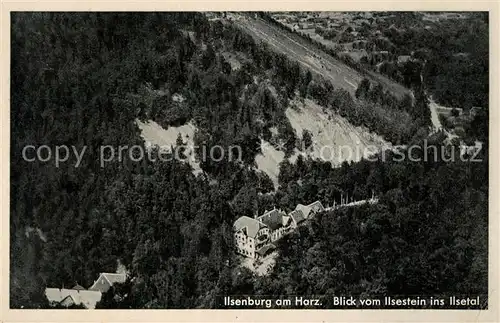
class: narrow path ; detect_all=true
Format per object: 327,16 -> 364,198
344,77 -> 357,89
428,99 -> 443,132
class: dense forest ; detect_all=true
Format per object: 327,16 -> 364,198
253,139 -> 488,306
11,12 -> 488,309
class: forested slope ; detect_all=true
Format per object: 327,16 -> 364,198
11,12 -> 488,308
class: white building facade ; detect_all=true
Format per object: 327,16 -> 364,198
234,201 -> 325,259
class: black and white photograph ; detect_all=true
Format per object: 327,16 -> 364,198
9,9 -> 491,312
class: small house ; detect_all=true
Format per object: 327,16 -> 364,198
45,288 -> 102,309
88,273 -> 127,293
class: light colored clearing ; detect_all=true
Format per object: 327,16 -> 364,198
240,256 -> 254,271
254,252 -> 278,276
269,126 -> 279,136
286,98 -> 392,165
255,98 -> 392,187
428,99 -> 443,132
239,252 -> 277,276
254,139 -> 298,188
135,119 -> 202,175
341,50 -> 368,63
222,52 -> 242,71
304,54 -> 325,70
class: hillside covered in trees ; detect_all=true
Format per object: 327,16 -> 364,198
11,12 -> 488,308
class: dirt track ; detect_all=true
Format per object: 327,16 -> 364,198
135,119 -> 202,175
428,99 -> 443,132
235,17 -> 410,99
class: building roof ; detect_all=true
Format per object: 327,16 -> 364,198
45,288 -> 102,309
234,216 -> 266,238
88,273 -> 127,293
257,209 -> 286,231
289,209 -> 306,225
102,273 -> 127,285
308,200 -> 325,212
60,295 -> 78,307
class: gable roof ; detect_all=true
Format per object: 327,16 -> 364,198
295,201 -> 325,219
295,204 -> 311,218
45,288 -> 65,303
234,216 -> 266,238
102,273 -> 127,285
88,273 -> 126,293
60,294 -> 78,307
257,209 -> 286,231
282,215 -> 292,226
45,288 -> 102,309
308,201 -> 325,212
289,209 -> 306,225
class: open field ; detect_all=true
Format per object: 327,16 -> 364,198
234,16 -> 410,99
254,98 -> 392,187
135,119 -> 202,175
239,252 -> 278,276
286,98 -> 392,163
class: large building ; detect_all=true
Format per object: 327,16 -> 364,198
234,215 -> 270,259
257,208 -> 292,242
233,201 -> 325,259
